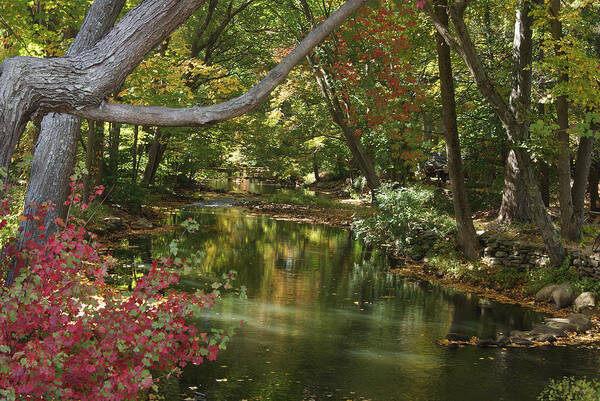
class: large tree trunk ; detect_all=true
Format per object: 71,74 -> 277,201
20,0 -> 126,236
434,0 -> 479,260
539,161 -> 550,207
498,150 -> 530,222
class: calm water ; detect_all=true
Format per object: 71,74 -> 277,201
112,208 -> 600,401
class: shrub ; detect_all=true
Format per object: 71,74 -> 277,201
0,181 -> 237,401
538,377 -> 600,401
352,183 -> 456,256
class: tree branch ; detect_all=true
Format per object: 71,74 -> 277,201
70,0 -> 367,126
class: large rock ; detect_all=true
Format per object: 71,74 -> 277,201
535,284 -> 558,303
567,313 -> 593,332
535,284 -> 576,309
552,284 -> 577,309
574,292 -> 596,313
132,217 -> 154,230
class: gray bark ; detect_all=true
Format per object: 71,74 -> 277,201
425,0 -> 566,267
434,0 -> 479,260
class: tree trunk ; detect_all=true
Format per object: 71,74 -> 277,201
498,149 -> 530,221
20,0 -> 126,235
108,122 -> 121,178
142,129 -> 170,186
434,0 -> 479,260
549,0 -> 577,241
589,163 -> 599,212
313,152 -> 320,182
572,136 -> 595,233
132,125 -> 139,184
84,120 -> 104,200
307,56 -> 380,194
426,0 -> 566,266
539,161 -> 550,207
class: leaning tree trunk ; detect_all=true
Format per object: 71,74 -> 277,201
20,0 -> 126,236
434,0 -> 479,260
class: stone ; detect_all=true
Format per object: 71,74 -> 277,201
552,284 -> 577,309
535,284 -> 558,303
132,217 -> 153,230
567,313 -> 593,332
574,292 -> 596,313
509,337 -> 534,346
544,318 -> 577,332
97,216 -> 122,233
495,251 -> 507,257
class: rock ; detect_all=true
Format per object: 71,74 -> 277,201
567,313 -> 593,332
574,292 -> 596,313
529,323 -> 568,340
552,284 -> 577,309
101,216 -> 122,232
544,317 -> 576,332
535,284 -> 576,309
445,333 -> 470,342
132,217 -> 153,230
509,337 -> 534,346
535,284 -> 558,303
495,251 -> 507,257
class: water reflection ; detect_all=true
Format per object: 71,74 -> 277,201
113,208 -> 600,401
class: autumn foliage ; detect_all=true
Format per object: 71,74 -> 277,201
0,181 -> 232,400
326,1 -> 424,163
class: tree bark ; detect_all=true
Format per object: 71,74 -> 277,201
84,120 -> 105,201
132,125 -> 139,184
108,122 -> 121,177
589,162 -> 599,212
539,161 -> 550,207
434,0 -> 479,260
498,149 -> 530,221
142,129 -> 170,186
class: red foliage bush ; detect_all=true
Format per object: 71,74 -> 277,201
0,183 -> 232,400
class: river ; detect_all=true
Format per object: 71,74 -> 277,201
111,203 -> 600,400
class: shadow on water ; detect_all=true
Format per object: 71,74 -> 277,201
109,208 -> 600,401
